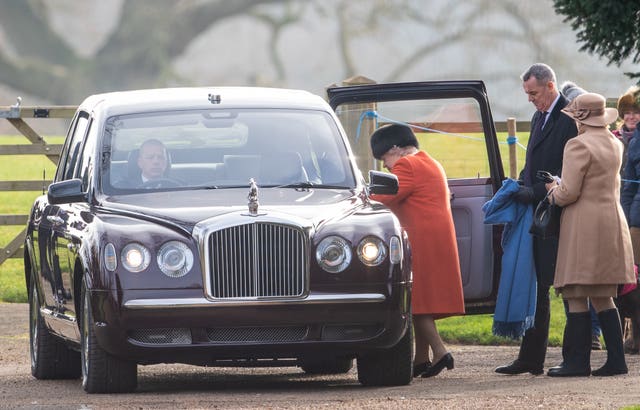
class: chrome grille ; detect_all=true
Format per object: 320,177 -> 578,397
207,223 -> 307,298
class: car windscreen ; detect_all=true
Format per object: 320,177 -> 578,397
101,108 -> 356,194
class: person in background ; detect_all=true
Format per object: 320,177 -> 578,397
620,86 -> 640,354
560,80 -> 603,351
614,86 -> 640,173
495,63 -> 578,375
546,92 -> 634,377
369,123 -> 465,378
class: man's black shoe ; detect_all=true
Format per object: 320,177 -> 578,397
494,360 -> 543,375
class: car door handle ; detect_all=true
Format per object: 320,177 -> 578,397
46,215 -> 64,226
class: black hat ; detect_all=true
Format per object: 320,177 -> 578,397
370,124 -> 419,160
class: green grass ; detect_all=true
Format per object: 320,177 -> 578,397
438,292 -> 565,346
0,131 -> 563,345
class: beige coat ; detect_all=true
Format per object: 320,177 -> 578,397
550,125 -> 635,289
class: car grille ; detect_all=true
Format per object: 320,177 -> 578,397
206,326 -> 308,343
128,328 -> 192,345
206,222 -> 307,298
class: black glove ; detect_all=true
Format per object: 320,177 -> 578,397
513,185 -> 535,204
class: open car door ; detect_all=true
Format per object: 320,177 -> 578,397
327,81 -> 505,313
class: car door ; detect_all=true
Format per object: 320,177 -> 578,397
35,112 -> 90,338
327,81 -> 504,313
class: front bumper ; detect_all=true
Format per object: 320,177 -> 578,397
89,285 -> 411,365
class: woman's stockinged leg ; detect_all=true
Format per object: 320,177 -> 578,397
414,314 -> 447,362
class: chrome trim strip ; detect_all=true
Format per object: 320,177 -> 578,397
124,293 -> 386,309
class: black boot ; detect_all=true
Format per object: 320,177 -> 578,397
547,312 -> 591,377
592,308 -> 628,376
548,310 -> 570,372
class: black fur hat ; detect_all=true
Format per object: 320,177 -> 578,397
370,124 -> 419,160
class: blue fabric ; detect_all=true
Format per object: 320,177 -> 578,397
482,178 -> 537,339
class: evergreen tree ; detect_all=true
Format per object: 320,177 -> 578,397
553,0 -> 640,81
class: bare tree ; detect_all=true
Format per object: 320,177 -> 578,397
0,0 -> 282,103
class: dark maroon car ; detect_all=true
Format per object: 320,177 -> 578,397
25,87 -> 412,393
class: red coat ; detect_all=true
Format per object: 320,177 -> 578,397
372,151 -> 465,318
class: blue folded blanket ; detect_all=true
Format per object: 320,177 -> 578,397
482,178 -> 537,339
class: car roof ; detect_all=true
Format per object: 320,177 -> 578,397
79,87 -> 332,117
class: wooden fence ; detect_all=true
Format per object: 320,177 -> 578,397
0,99 -> 74,265
0,94 -> 618,267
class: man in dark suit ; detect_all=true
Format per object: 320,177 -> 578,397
495,63 -> 578,375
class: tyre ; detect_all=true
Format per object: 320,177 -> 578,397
300,356 -> 354,374
81,279 -> 137,393
29,279 -> 81,379
357,322 -> 413,386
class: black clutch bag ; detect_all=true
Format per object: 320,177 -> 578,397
529,190 -> 561,239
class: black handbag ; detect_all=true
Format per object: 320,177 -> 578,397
529,190 -> 561,239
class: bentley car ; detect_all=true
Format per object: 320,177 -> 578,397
25,87 -> 412,393
25,82 -> 504,394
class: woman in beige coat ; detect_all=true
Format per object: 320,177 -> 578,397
545,93 -> 635,377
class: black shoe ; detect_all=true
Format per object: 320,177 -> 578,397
547,363 -> 591,377
494,360 -> 543,375
421,353 -> 453,378
413,361 -> 431,377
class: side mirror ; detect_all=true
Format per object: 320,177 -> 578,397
48,179 -> 86,204
368,170 -> 398,195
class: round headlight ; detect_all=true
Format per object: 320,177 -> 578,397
357,236 -> 387,266
316,236 -> 352,273
157,241 -> 194,278
104,243 -> 117,271
121,243 -> 151,273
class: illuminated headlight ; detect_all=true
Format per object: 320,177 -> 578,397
357,236 -> 387,266
389,236 -> 402,264
157,241 -> 193,278
316,236 -> 352,273
121,243 -> 151,273
104,243 -> 117,271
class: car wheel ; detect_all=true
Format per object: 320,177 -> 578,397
300,356 -> 353,374
81,279 -> 137,393
29,279 -> 81,379
356,321 -> 413,386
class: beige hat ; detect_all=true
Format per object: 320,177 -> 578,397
561,92 -> 618,127
617,85 -> 640,115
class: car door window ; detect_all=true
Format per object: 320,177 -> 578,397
335,98 -> 490,178
55,112 -> 89,182
76,119 -> 97,191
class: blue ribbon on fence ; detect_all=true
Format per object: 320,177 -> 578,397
354,110 -> 530,152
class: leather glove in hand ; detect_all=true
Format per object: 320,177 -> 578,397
513,186 -> 534,204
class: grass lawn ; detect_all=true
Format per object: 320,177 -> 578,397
0,130 -> 567,345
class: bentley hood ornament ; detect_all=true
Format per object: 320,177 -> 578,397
247,178 -> 259,216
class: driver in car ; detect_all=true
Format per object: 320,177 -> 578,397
137,139 -> 169,185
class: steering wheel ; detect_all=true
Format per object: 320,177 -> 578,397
139,178 -> 182,189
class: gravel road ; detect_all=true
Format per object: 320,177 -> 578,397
2,302 -> 640,409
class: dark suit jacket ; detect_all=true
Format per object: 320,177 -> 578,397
519,94 -> 578,287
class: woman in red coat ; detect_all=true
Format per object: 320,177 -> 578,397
370,124 -> 465,378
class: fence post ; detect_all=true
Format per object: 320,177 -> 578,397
507,117 -> 518,179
